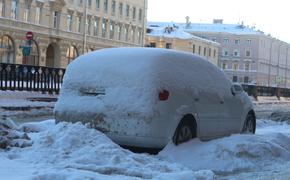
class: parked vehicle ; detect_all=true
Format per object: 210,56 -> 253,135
54,47 -> 256,148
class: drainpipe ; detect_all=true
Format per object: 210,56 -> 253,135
267,39 -> 273,86
82,0 -> 88,54
141,0 -> 147,46
285,46 -> 289,88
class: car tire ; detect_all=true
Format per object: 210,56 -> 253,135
242,112 -> 256,134
173,116 -> 197,145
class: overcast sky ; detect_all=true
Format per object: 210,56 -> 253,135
147,0 -> 290,43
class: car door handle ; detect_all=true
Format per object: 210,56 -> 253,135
220,101 -> 224,104
194,98 -> 199,102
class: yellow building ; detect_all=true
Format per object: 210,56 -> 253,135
145,25 -> 219,65
0,0 -> 147,68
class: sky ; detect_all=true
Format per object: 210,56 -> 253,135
147,0 -> 290,43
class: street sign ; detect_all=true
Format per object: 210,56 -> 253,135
26,31 -> 34,40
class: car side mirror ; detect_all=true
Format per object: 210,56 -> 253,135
231,84 -> 243,96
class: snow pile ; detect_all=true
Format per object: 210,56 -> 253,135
1,120 -> 215,179
147,26 -> 195,39
0,119 -> 32,149
159,123 -> 290,174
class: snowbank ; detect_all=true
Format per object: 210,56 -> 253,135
1,120 -> 214,179
159,120 -> 290,175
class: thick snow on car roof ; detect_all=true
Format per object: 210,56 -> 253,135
56,47 -> 231,119
64,47 -> 231,96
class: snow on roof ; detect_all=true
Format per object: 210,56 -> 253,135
147,25 -> 220,45
148,22 -> 264,36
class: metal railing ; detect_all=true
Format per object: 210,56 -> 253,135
0,63 -> 65,94
242,84 -> 290,99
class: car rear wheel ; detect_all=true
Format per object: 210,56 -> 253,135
173,116 -> 197,145
242,112 -> 256,134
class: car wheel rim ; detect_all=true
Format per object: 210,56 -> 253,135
245,115 -> 254,133
178,126 -> 192,143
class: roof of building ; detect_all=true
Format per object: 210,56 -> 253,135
148,22 -> 265,36
146,25 -> 220,46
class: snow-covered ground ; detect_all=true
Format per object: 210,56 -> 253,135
1,91 -> 290,179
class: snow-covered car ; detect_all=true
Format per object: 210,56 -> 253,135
54,47 -> 256,149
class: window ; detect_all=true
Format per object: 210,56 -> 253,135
138,9 -> 142,21
233,49 -> 240,57
198,46 -> 201,55
124,26 -> 128,41
87,17 -> 91,35
126,5 -> 130,17
119,3 -> 123,16
96,0 -> 100,9
131,29 -> 135,42
11,0 -> 18,19
203,47 -> 206,56
112,0 -> 116,14
223,38 -> 229,44
104,0 -> 108,12
88,0 -> 92,7
213,49 -> 216,58
209,48 -> 211,57
35,7 -> 41,24
110,21 -> 114,39
102,18 -> 107,37
0,0 -> 4,17
192,44 -> 195,54
244,76 -> 249,83
66,46 -> 78,64
53,11 -> 59,28
118,25 -> 122,40
132,7 -> 136,19
94,17 -> 99,36
166,43 -> 172,49
246,39 -> 251,44
150,42 -> 156,47
67,15 -> 73,31
77,16 -> 81,33
24,0 -> 30,22
233,76 -> 238,82
235,39 -> 240,45
222,62 -> 227,69
0,35 -> 15,63
246,50 -> 251,57
245,63 -> 250,70
222,49 -> 229,56
138,29 -> 141,44
233,63 -> 238,71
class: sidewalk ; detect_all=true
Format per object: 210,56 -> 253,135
0,91 -> 57,124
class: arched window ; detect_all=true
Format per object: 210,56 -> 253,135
66,45 -> 78,64
27,40 -> 39,65
0,35 -> 15,63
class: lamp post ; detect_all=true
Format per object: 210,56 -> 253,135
82,0 -> 88,54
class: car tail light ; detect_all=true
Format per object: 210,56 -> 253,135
159,90 -> 169,101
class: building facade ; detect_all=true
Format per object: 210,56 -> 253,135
0,0 -> 147,68
145,25 -> 219,65
179,20 -> 290,88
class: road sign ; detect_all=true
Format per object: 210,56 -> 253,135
26,31 -> 34,40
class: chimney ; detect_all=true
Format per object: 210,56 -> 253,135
185,16 -> 191,28
213,19 -> 223,24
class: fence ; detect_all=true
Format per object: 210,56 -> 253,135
0,63 -> 65,94
1,62 -> 290,98
242,84 -> 290,99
